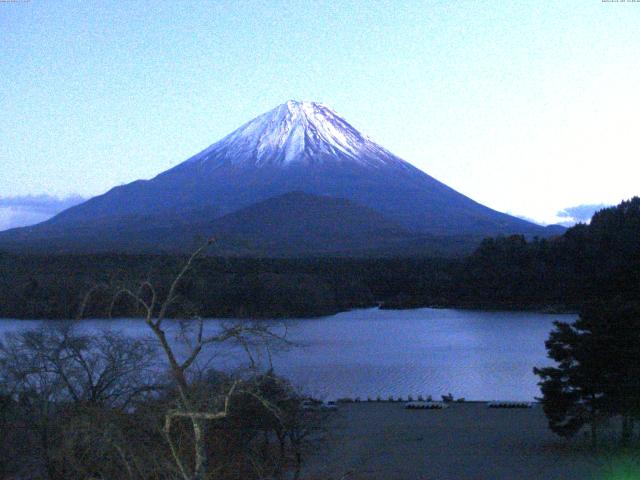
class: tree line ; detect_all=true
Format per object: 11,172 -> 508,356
444,197 -> 640,309
2,198 -> 639,320
0,253 -> 454,320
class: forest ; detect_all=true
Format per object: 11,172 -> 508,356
450,197 -> 640,309
0,197 -> 638,320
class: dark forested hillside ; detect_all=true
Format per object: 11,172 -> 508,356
0,198 -> 637,320
0,192 -> 485,257
444,197 -> 640,309
0,254 -> 456,319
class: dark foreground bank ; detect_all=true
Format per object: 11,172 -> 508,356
304,402 -> 639,480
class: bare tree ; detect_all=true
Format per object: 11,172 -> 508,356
0,323 -> 158,408
0,242 -> 322,480
0,322 -> 160,479
109,241 -> 290,480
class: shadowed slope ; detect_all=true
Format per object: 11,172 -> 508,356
0,101 -> 557,254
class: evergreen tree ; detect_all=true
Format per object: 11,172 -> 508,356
535,301 -> 640,446
534,319 -> 607,446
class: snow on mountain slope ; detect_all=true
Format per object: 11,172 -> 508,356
0,99 -> 557,254
184,100 -> 407,169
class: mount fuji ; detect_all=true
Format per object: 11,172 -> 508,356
0,100 -> 559,255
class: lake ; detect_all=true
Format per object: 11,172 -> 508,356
0,307 -> 574,401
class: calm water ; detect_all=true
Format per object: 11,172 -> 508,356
0,308 -> 574,401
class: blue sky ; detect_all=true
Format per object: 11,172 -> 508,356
1,0 -> 639,229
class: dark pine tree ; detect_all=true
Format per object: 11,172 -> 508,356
535,301 -> 640,447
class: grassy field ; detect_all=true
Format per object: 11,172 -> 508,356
303,402 -> 640,480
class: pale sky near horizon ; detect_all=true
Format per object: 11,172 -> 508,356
1,0 -> 639,229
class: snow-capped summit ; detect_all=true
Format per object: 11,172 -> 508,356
185,100 -> 406,169
0,100 -> 554,255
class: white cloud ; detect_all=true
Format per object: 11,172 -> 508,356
556,204 -> 609,225
0,195 -> 85,231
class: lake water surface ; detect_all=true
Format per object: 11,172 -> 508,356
0,308 -> 575,401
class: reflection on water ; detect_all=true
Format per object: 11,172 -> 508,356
0,308 -> 574,401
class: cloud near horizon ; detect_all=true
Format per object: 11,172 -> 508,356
510,202 -> 611,227
0,195 -> 85,231
556,204 -> 609,225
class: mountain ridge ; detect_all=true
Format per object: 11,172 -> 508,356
0,100 -> 560,255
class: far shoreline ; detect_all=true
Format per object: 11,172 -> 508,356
0,302 -> 579,322
381,301 -> 578,315
0,303 -> 579,322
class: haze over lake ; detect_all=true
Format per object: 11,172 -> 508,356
0,308 -> 574,401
